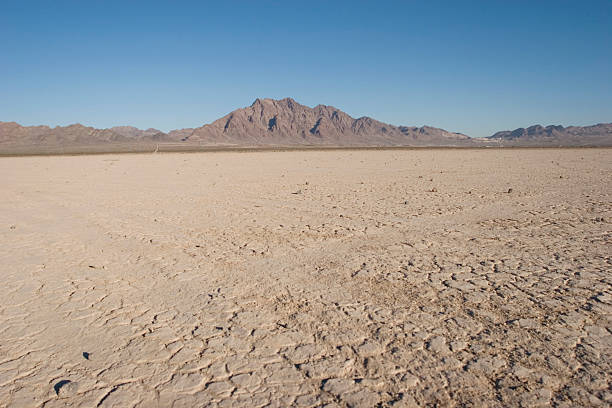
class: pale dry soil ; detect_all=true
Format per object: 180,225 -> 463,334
0,149 -> 610,408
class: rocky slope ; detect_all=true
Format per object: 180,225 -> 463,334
177,98 -> 469,146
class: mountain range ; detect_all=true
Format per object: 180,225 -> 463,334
484,123 -> 612,146
1,98 -> 610,152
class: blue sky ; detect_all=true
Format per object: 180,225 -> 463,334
1,1 -> 610,137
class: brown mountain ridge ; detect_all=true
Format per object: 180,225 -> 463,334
172,97 -> 469,146
485,123 -> 612,146
1,98 -> 611,151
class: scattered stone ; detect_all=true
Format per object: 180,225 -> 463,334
54,380 -> 78,397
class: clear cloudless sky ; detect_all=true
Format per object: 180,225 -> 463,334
1,0 -> 611,137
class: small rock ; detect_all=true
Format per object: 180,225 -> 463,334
54,380 -> 78,397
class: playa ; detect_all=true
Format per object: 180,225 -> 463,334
0,148 -> 610,407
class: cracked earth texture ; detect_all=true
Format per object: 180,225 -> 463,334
0,149 -> 610,407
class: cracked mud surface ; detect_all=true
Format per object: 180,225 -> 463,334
0,149 -> 610,407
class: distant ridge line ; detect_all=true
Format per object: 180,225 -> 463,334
1,98 -> 611,149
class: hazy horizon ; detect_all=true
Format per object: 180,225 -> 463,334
1,1 -> 611,137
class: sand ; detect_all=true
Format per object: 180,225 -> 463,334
0,148 -> 610,407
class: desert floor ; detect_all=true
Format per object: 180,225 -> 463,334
0,149 -> 610,407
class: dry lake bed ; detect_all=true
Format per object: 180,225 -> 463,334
0,148 -> 610,407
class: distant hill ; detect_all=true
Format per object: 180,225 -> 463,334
0,122 -> 173,146
109,126 -> 168,140
486,123 -> 612,146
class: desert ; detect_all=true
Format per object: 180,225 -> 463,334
0,148 -> 610,407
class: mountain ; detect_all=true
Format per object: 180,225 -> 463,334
486,123 -> 612,146
1,98 -> 611,151
175,98 -> 469,146
109,126 -> 168,140
0,122 -> 127,145
0,122 -> 173,146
